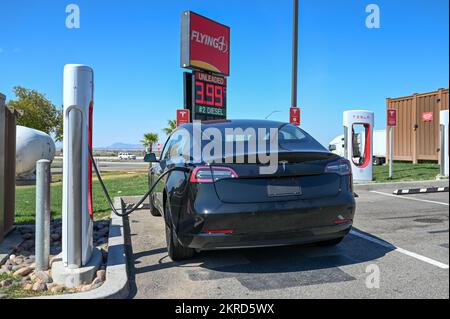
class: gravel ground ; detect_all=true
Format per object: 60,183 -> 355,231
0,219 -> 110,298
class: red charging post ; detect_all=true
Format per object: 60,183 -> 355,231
290,107 -> 301,126
177,109 -> 191,127
387,108 -> 397,179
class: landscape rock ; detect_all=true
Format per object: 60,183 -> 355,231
32,281 -> 47,292
23,283 -> 34,291
0,279 -> 13,288
0,294 -> 7,299
11,265 -> 22,271
96,269 -> 106,281
22,233 -> 33,240
13,266 -> 33,277
50,285 -> 65,294
19,226 -> 34,234
21,276 -> 32,284
35,271 -> 53,284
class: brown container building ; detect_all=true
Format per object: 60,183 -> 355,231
386,88 -> 449,164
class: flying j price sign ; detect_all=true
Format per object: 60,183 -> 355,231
181,11 -> 230,76
387,109 -> 397,127
193,71 -> 227,119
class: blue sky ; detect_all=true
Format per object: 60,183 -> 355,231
0,0 -> 448,147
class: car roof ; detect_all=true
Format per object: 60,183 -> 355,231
179,119 -> 289,130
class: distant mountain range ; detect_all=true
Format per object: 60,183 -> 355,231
97,143 -> 144,150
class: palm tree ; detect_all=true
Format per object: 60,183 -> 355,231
163,120 -> 177,136
141,132 -> 159,152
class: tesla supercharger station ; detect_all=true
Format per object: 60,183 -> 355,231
62,65 -> 94,268
440,110 -> 449,177
343,110 -> 374,182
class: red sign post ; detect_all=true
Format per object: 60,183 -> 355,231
177,109 -> 190,127
387,109 -> 397,127
386,109 -> 398,179
181,11 -> 230,76
290,107 -> 301,126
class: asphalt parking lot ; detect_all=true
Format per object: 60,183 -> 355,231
124,181 -> 449,299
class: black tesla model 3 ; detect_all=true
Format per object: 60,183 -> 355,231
146,120 -> 355,261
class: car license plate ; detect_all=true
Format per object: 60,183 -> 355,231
267,178 -> 302,197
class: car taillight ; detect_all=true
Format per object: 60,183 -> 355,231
190,166 -> 239,183
325,159 -> 352,176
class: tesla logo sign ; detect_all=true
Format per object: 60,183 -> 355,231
177,109 -> 190,127
387,109 -> 397,127
290,107 -> 301,126
181,11 -> 230,76
422,112 -> 433,122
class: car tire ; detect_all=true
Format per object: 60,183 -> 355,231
164,202 -> 195,261
149,194 -> 161,217
317,237 -> 345,246
373,157 -> 380,166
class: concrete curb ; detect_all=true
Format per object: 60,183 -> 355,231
354,179 -> 450,192
393,186 -> 449,195
31,198 -> 129,299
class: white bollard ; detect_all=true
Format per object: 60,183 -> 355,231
35,160 -> 51,271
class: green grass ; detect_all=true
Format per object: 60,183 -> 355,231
373,162 -> 441,183
15,172 -> 150,224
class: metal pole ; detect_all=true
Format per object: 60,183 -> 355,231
0,94 -> 6,240
389,126 -> 393,179
35,160 -> 51,271
0,93 -> 7,242
291,0 -> 299,109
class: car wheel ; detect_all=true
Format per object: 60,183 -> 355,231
149,194 -> 161,217
164,202 -> 195,261
316,237 -> 345,246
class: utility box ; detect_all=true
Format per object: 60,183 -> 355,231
0,93 -> 18,242
386,88 -> 449,164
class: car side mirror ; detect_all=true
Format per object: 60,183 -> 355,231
144,153 -> 158,163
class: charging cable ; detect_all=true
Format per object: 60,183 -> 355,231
88,147 -> 189,217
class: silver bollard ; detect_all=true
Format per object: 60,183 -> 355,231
35,159 -> 51,271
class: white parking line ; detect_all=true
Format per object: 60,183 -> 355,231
350,230 -> 449,269
370,191 -> 449,206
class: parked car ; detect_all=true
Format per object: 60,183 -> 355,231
146,120 -> 356,261
118,152 -> 137,160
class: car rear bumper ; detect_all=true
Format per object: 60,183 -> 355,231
177,192 -> 356,250
188,223 -> 352,250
